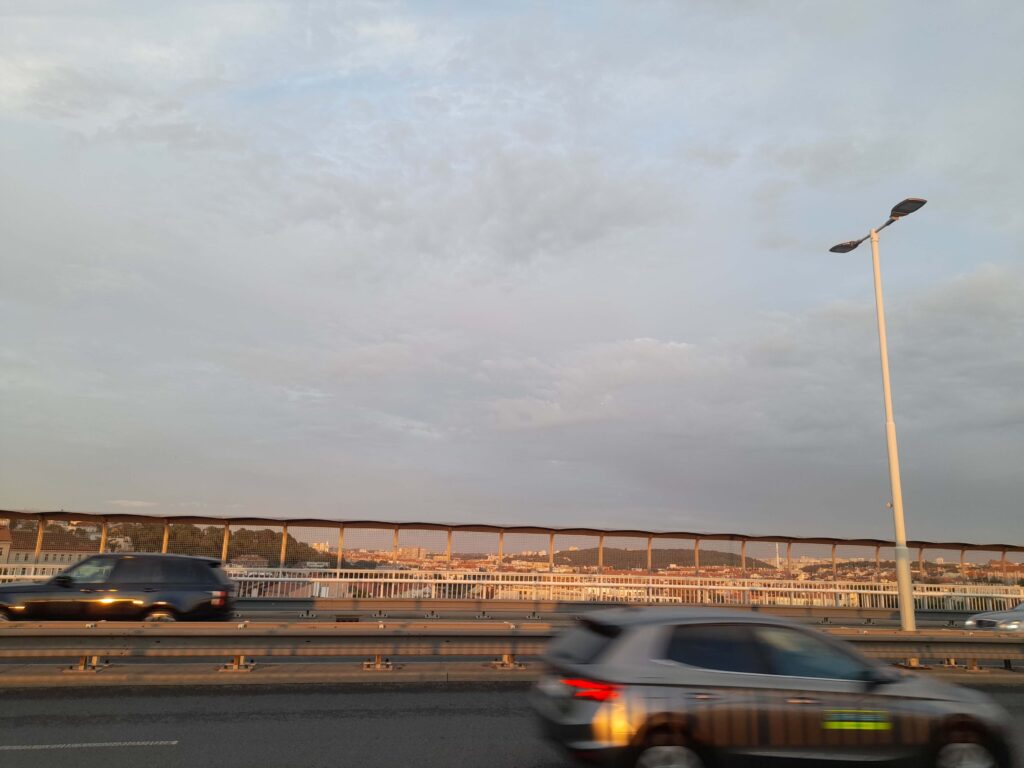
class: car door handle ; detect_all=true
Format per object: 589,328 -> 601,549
786,697 -> 820,705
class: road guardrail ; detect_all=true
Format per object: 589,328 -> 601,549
0,621 -> 1020,674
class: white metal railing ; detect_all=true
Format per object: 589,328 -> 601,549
222,568 -> 1024,613
2,564 -> 1020,613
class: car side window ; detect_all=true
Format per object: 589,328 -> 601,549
664,624 -> 770,674
752,626 -> 870,681
160,559 -> 200,583
63,556 -> 117,584
110,557 -> 163,583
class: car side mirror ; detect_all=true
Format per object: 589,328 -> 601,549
863,667 -> 900,689
53,575 -> 73,588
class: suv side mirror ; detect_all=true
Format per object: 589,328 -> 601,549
53,574 -> 73,588
863,667 -> 900,689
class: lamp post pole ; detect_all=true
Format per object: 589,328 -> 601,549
830,198 -> 926,632
869,228 -> 916,631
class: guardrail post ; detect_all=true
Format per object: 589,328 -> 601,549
65,655 -> 106,673
279,524 -> 288,568
98,521 -> 108,554
33,517 -> 45,563
337,527 -> 345,570
161,521 -> 170,553
220,654 -> 255,673
221,524 -> 230,563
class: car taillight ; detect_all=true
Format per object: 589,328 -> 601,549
560,678 -> 621,702
210,590 -> 227,607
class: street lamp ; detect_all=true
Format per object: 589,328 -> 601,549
830,197 -> 927,632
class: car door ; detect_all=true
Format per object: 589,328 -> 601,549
97,556 -> 164,619
51,556 -> 119,619
646,623 -> 776,766
747,624 -> 909,764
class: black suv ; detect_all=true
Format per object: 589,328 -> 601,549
0,553 -> 234,621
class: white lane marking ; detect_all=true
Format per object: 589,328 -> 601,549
0,741 -> 178,751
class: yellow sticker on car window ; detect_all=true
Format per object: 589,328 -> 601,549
822,709 -> 892,731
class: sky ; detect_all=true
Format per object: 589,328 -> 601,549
1,1 -> 1022,543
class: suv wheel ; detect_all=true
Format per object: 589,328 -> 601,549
635,745 -> 706,768
935,742 -> 998,768
144,608 -> 177,622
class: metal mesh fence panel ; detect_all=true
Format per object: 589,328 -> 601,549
342,527 -> 395,568
166,523 -> 224,559
916,547 -> 964,584
743,541 -> 786,578
227,525 -> 283,569
600,535 -> 649,574
0,517 -> 35,565
397,528 -> 448,569
502,533 -> 553,573
34,520 -> 102,566
702,540 -> 742,577
1008,552 -> 1024,586
108,520 -> 165,553
451,531 -> 499,571
834,545 -> 885,582
552,534 -> 600,574
284,526 -> 340,568
650,537 -> 696,575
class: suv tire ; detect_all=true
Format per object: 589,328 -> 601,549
634,735 -> 706,768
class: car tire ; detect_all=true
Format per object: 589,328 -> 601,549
143,608 -> 177,622
934,729 -> 1001,768
634,734 -> 707,768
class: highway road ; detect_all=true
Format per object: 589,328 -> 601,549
0,683 -> 1021,768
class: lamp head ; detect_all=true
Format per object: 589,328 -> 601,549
889,198 -> 927,219
829,241 -> 861,254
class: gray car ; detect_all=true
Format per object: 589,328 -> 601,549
965,603 -> 1024,632
531,608 -> 1015,768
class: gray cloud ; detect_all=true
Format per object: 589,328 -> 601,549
1,2 -> 1022,544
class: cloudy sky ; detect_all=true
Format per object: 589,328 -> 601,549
1,1 -> 1022,543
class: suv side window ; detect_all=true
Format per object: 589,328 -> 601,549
110,557 -> 163,583
63,556 -> 118,584
160,559 -> 201,583
752,625 -> 870,681
664,624 -> 770,674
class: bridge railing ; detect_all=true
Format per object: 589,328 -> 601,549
220,568 -> 1024,613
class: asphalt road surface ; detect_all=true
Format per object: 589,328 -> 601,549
0,683 -> 1021,768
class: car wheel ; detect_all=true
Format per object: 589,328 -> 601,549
635,744 -> 706,768
935,735 -> 999,768
144,608 -> 177,622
